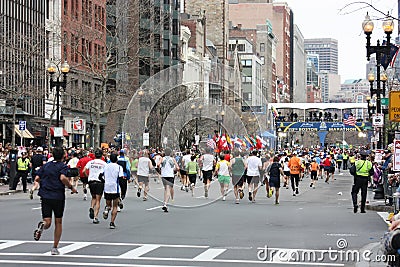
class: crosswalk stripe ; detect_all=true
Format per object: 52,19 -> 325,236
0,241 -> 24,250
0,260 -> 196,267
193,248 -> 226,261
118,244 -> 160,259
43,242 -> 91,255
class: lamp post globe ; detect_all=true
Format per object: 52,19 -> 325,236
382,13 -> 394,34
362,13 -> 374,34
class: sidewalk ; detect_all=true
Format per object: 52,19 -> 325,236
0,183 -> 22,196
366,188 -> 394,213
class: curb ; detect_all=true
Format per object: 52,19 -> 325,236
0,189 -> 22,196
366,204 -> 393,212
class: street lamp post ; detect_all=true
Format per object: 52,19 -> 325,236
191,104 -> 202,151
362,12 -> 393,149
138,89 -> 152,148
47,61 -> 70,147
215,110 -> 225,133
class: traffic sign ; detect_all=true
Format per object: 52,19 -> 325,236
389,91 -> 400,122
394,140 -> 400,171
372,114 -> 384,127
18,121 -> 26,131
381,98 -> 389,106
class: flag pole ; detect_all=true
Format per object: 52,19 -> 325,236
342,109 -> 345,148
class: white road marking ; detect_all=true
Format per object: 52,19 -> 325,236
326,233 -> 358,237
195,196 -> 205,199
0,260 -> 196,267
146,206 -> 163,211
0,240 -> 346,266
43,242 -> 91,255
377,212 -> 391,225
32,207 -> 41,210
0,241 -> 24,250
193,248 -> 226,261
119,244 -> 160,259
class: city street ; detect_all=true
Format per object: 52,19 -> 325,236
0,172 -> 390,267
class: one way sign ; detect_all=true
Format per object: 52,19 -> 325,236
19,121 -> 26,131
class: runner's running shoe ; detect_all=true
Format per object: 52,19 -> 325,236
51,247 -> 60,255
29,189 -> 33,200
89,207 -> 94,219
34,221 -> 44,241
110,222 -> 116,229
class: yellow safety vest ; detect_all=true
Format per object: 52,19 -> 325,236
349,156 -> 356,164
355,160 -> 372,177
342,153 -> 348,160
17,157 -> 30,171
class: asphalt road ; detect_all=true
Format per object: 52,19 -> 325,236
0,171 -> 391,267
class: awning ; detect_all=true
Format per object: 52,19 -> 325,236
50,127 -> 69,137
14,125 -> 35,139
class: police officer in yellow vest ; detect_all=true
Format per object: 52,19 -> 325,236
12,152 -> 31,193
351,150 -> 373,213
342,151 -> 349,170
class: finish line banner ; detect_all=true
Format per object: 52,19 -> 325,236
276,122 -> 368,132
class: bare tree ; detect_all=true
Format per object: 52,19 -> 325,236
59,0 -> 171,148
0,19 -> 47,147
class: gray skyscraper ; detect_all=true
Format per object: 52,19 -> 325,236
304,38 -> 338,74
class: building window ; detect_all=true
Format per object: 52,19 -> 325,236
260,56 -> 264,65
243,92 -> 252,101
163,39 -> 170,56
172,44 -> 178,60
241,59 -> 252,67
64,0 -> 68,16
172,18 -> 178,35
260,43 -> 265,52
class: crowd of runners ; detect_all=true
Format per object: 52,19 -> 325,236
1,142 -> 394,255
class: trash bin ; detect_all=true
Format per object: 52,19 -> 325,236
8,149 -> 18,190
374,184 -> 385,199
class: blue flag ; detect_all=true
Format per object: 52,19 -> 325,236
381,41 -> 399,70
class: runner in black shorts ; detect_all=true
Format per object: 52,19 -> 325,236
33,147 -> 77,255
202,170 -> 212,184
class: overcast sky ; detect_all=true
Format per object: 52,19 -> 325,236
283,0 -> 398,83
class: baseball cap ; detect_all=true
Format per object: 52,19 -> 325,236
36,147 -> 43,152
292,151 -> 297,155
120,149 -> 125,154
385,150 -> 391,154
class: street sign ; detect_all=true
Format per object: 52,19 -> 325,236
195,135 -> 200,145
374,149 -> 384,163
381,98 -> 389,106
372,114 -> 384,127
393,140 -> 400,171
73,119 -> 84,131
143,132 -> 149,147
389,91 -> 400,122
18,121 -> 26,131
54,127 -> 63,137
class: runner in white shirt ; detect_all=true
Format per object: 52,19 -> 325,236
136,150 -> 154,201
83,149 -> 106,224
199,148 -> 215,198
158,147 -> 179,212
102,153 -> 124,229
67,152 -> 79,188
280,154 -> 290,189
245,150 -> 263,203
181,150 -> 192,192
